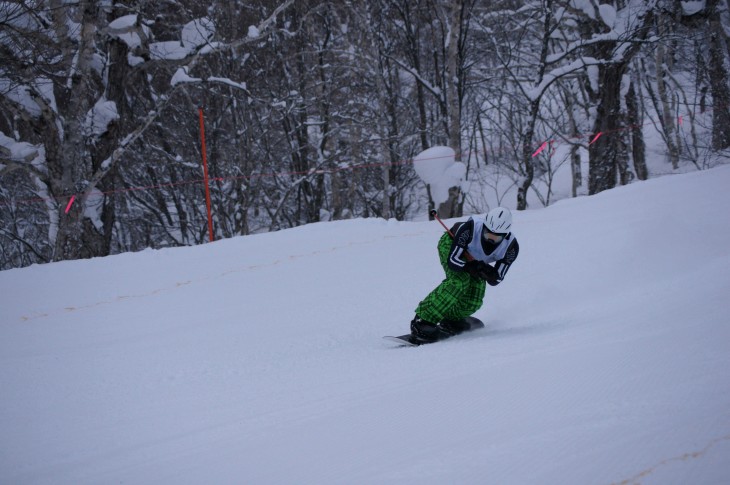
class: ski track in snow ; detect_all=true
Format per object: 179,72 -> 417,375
12,231 -> 428,323
2,166 -> 730,484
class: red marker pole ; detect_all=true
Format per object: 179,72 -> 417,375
429,209 -> 474,261
198,106 -> 215,242
430,209 -> 455,237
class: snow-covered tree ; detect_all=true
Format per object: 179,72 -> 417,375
2,0 -> 729,269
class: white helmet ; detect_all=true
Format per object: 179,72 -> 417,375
485,207 -> 512,234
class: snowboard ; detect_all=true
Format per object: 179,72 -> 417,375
383,316 -> 485,347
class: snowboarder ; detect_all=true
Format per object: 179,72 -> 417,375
410,207 -> 519,343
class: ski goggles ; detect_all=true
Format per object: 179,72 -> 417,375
483,230 -> 506,243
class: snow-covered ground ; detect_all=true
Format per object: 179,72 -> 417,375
2,166 -> 730,484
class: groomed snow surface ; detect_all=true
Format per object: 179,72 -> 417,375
2,166 -> 729,484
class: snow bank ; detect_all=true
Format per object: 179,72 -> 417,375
0,131 -> 39,162
150,18 -> 215,61
85,98 -> 119,136
1,166 -> 729,485
171,67 -> 202,86
108,14 -> 149,50
413,146 -> 466,204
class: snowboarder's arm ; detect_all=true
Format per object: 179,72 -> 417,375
447,220 -> 473,271
490,238 -> 519,286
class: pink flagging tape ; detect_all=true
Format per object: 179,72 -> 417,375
64,195 -> 76,214
589,132 -> 603,145
678,115 -> 683,126
532,141 -> 548,157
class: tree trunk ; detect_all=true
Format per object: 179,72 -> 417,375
584,5 -> 652,194
516,0 -> 552,210
437,186 -> 461,219
517,99 -> 539,210
401,1 -> 429,151
589,63 -> 627,195
708,0 -> 730,150
445,0 -> 462,156
52,0 -> 100,261
655,11 -> 680,169
564,90 -> 582,197
440,0 -> 463,219
571,145 -> 582,198
626,79 -> 648,180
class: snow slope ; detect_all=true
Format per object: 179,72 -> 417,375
2,166 -> 730,485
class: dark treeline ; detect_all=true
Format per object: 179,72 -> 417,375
1,0 -> 728,269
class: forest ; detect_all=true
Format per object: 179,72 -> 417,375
1,0 -> 728,270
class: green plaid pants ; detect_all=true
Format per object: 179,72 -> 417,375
415,232 -> 486,323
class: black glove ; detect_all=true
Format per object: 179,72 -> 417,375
464,260 -> 498,284
484,267 -> 500,286
463,260 -> 483,279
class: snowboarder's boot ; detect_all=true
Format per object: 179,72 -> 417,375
410,315 -> 452,343
439,318 -> 471,336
